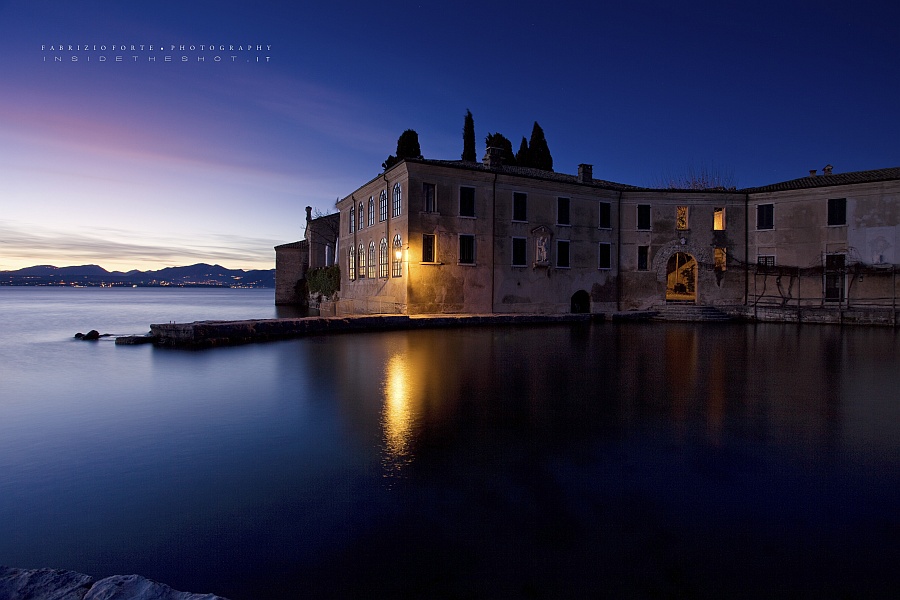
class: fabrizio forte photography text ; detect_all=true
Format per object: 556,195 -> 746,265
41,44 -> 272,63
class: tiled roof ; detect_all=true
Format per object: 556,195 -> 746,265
274,240 -> 305,250
741,167 -> 900,193
405,158 -> 641,191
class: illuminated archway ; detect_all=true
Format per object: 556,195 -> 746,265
666,252 -> 697,302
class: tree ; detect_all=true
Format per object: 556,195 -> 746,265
652,163 -> 738,190
461,109 -> 476,162
484,132 -> 516,165
515,136 -> 529,166
383,129 -> 423,170
527,121 -> 553,171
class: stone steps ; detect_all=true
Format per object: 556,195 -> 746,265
652,304 -> 733,322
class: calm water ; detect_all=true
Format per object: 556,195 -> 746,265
0,287 -> 898,599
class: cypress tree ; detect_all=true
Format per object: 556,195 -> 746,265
461,110 -> 476,162
527,121 -> 553,171
515,136 -> 529,167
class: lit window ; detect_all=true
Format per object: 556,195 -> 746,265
557,240 -> 570,268
348,247 -> 356,280
460,186 -> 475,217
368,242 -> 376,278
715,248 -> 727,271
598,242 -> 611,269
423,183 -> 436,212
512,237 -> 526,266
392,235 -> 403,277
828,198 -> 847,226
379,238 -> 388,279
422,234 -> 436,263
558,197 -> 570,225
379,191 -> 387,222
368,197 -> 375,227
358,243 -> 366,278
714,207 -> 725,230
512,192 -> 527,222
757,204 -> 774,230
459,234 -> 475,264
392,183 -> 402,217
637,205 -> 651,230
676,206 -> 688,230
599,202 -> 611,229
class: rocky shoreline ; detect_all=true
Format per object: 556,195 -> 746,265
0,567 -> 229,600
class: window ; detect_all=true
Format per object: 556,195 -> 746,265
423,183 -> 436,212
348,247 -> 356,280
637,204 -> 651,230
392,235 -> 403,277
557,240 -> 570,268
757,255 -> 775,273
379,191 -> 387,222
367,242 -> 376,278
512,192 -> 527,221
460,186 -> 475,217
379,238 -> 388,279
422,234 -> 436,263
828,198 -> 847,226
825,253 -> 846,302
599,202 -> 611,229
358,202 -> 365,230
714,207 -> 725,230
714,248 -> 727,271
459,234 -> 475,264
757,204 -> 774,230
557,197 -> 570,225
512,237 -> 527,266
349,206 -> 355,233
367,197 -> 375,227
637,246 -> 649,271
392,183 -> 402,217
676,206 -> 689,230
598,242 -> 611,269
357,243 -> 366,278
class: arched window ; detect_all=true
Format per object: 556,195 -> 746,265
392,183 -> 402,217
358,202 -> 364,230
348,247 -> 356,280
379,238 -> 388,279
357,243 -> 366,278
379,190 -> 388,222
367,197 -> 375,227
392,234 -> 403,277
349,206 -> 355,233
367,241 -> 376,279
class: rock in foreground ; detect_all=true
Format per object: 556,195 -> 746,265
0,567 -> 229,600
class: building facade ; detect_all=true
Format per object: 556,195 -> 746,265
289,156 -> 899,316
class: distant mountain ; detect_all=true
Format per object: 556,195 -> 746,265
0,263 -> 275,287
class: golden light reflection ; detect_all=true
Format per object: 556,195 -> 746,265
382,353 -> 415,478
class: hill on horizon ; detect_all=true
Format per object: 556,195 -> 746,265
0,262 -> 275,287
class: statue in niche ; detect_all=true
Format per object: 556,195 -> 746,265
536,236 -> 548,263
531,225 -> 552,267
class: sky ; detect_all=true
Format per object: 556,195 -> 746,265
1,0 -> 898,272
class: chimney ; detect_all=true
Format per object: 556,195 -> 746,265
823,164 -> 833,175
578,164 -> 593,183
809,169 -> 818,177
482,146 -> 502,169
305,206 -> 312,222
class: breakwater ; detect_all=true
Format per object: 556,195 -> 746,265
146,313 -> 608,348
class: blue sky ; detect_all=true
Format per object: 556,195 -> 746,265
1,0 -> 898,271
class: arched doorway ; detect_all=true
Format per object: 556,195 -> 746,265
571,290 -> 590,313
666,252 -> 697,302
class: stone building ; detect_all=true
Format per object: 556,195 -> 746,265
274,206 -> 339,306
285,154 -> 899,316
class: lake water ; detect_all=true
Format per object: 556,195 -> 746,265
0,287 -> 898,599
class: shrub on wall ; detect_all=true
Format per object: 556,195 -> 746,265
307,265 -> 340,298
